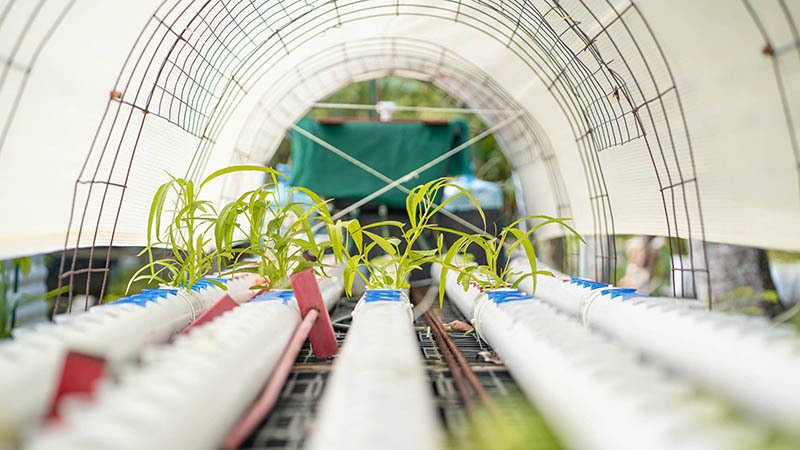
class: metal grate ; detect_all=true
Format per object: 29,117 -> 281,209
239,294 -> 535,450
241,371 -> 328,450
417,328 -> 492,367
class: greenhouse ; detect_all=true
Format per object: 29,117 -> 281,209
1,1 -> 800,449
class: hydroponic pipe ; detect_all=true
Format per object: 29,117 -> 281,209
222,307 -> 320,450
306,289 -> 441,450
508,257 -> 800,437
25,273 -> 343,450
432,264 -> 781,450
0,274 -> 258,434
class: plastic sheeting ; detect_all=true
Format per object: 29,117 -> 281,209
289,117 -> 470,207
0,0 -> 799,260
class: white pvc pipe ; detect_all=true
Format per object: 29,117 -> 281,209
432,264 -> 778,450
24,274 -> 343,449
311,102 -> 520,114
0,275 -> 258,435
508,257 -> 800,437
306,289 -> 441,450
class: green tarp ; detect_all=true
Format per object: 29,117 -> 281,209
290,117 -> 471,208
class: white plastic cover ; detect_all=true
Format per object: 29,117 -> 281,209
0,0 -> 799,258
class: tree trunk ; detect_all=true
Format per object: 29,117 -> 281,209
692,242 -> 782,314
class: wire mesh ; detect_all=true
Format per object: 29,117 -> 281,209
742,0 -> 800,198
0,0 -> 75,157
47,0 -> 729,311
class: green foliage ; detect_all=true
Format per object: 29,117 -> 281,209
439,216 -> 584,306
776,302 -> 800,332
330,178 -> 483,294
768,250 -> 800,264
102,255 -> 152,304
326,175 -> 583,303
129,165 -> 294,291
214,179 -> 335,289
1,257 -> 66,339
716,286 -> 784,316
448,392 -> 562,450
130,160 -> 580,310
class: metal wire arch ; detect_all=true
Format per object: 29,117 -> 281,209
54,0 -> 711,312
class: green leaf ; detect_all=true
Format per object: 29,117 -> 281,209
506,228 -> 539,294
362,230 -> 398,256
361,220 -> 405,230
346,220 -> 363,253
432,182 -> 486,228
439,236 -> 471,307
199,165 -> 285,191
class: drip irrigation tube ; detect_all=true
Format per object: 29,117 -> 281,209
306,289 -> 441,450
432,264 -> 782,450
508,257 -> 800,437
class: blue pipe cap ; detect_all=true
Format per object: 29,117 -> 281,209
108,293 -> 162,307
488,290 -> 533,304
599,288 -> 644,300
141,288 -> 177,298
364,289 -> 403,303
190,280 -> 214,292
201,276 -> 228,284
251,290 -> 295,305
570,277 -> 610,290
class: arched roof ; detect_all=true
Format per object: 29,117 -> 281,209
0,0 -> 798,286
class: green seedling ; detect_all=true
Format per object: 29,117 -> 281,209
128,165 -> 286,292
329,177 -> 483,295
439,215 -> 584,305
213,173 -> 335,289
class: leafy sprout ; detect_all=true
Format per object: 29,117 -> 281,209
214,176 -> 336,290
128,165 -> 287,292
438,215 -> 585,306
329,178 -> 483,295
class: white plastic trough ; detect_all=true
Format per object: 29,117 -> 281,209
508,257 -> 800,437
306,289 -> 441,450
0,274 -> 258,435
24,273 -> 343,450
432,264 -> 778,450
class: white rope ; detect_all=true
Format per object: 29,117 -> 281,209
312,102 -> 520,115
